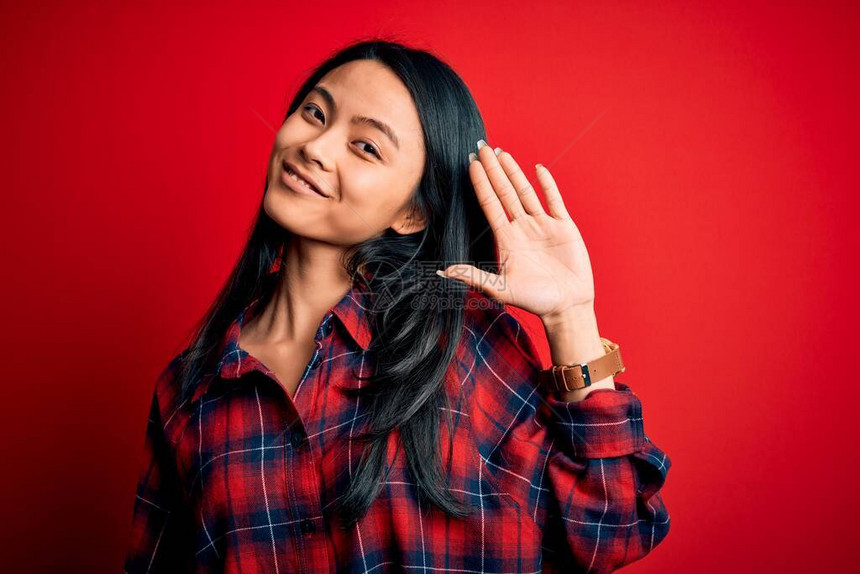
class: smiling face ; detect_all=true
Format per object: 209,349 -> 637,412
263,59 -> 428,245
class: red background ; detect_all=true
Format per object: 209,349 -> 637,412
1,0 -> 854,571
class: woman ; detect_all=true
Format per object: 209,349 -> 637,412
124,39 -> 671,573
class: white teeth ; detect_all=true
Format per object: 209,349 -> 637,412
287,167 -> 317,192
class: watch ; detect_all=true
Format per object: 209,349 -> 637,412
537,337 -> 626,393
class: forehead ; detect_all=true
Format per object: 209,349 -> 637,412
314,60 -> 424,151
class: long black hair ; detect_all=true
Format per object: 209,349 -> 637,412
172,37 -> 499,529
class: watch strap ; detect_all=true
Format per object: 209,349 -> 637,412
537,337 -> 626,393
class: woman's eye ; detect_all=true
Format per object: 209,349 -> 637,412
303,104 -> 323,121
302,104 -> 381,159
356,141 -> 381,158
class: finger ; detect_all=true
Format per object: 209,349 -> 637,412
535,164 -> 572,221
436,266 -> 507,302
477,142 -> 528,221
469,149 -> 513,235
495,149 -> 547,217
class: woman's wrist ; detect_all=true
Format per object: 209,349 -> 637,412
540,304 -> 616,402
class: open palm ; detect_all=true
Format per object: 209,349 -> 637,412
439,142 -> 596,320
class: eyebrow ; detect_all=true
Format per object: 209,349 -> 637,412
310,85 -> 401,151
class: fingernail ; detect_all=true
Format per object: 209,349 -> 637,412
494,147 -> 502,156
476,139 -> 487,150
468,152 -> 476,163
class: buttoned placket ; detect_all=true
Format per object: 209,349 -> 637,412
279,312 -> 335,572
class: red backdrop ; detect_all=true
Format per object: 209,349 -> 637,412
1,0 -> 854,571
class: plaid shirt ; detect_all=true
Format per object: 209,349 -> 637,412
124,280 -> 671,573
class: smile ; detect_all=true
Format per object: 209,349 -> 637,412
281,161 -> 329,198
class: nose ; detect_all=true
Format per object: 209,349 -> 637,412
298,130 -> 334,172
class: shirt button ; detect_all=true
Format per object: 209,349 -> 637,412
300,518 -> 316,534
291,429 -> 308,450
322,316 -> 334,337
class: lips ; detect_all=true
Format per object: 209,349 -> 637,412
282,160 -> 329,198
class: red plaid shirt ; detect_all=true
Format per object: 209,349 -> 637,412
124,281 -> 671,573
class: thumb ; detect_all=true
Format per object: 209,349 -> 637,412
436,265 -> 505,300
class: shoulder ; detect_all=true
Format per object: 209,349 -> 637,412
148,348 -> 195,442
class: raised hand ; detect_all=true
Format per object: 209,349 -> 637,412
438,140 -> 597,323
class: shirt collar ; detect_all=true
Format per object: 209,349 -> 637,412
191,276 -> 376,403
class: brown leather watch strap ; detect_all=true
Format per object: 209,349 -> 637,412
537,337 -> 626,393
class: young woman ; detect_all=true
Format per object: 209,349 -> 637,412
124,39 -> 671,573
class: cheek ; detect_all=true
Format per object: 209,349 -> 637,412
342,177 -> 408,218
327,183 -> 414,242
327,196 -> 400,242
263,152 -> 416,243
272,114 -> 307,154
261,183 -> 389,245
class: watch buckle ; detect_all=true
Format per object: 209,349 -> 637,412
553,363 -> 591,392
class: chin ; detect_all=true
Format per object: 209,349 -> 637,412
263,190 -> 299,230
262,187 -> 326,240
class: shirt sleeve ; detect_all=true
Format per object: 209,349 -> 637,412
469,308 -> 672,573
124,357 -> 195,573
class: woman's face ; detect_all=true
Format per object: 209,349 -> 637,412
264,59 -> 427,245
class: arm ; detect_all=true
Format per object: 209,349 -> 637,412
539,380 -> 672,572
471,309 -> 672,573
124,361 -> 194,573
445,142 -> 672,571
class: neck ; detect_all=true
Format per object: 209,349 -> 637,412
246,237 -> 352,345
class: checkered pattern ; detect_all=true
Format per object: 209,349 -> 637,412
124,280 -> 671,573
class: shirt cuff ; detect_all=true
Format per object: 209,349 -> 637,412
538,381 -> 645,459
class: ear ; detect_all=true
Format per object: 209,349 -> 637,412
391,203 -> 427,235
